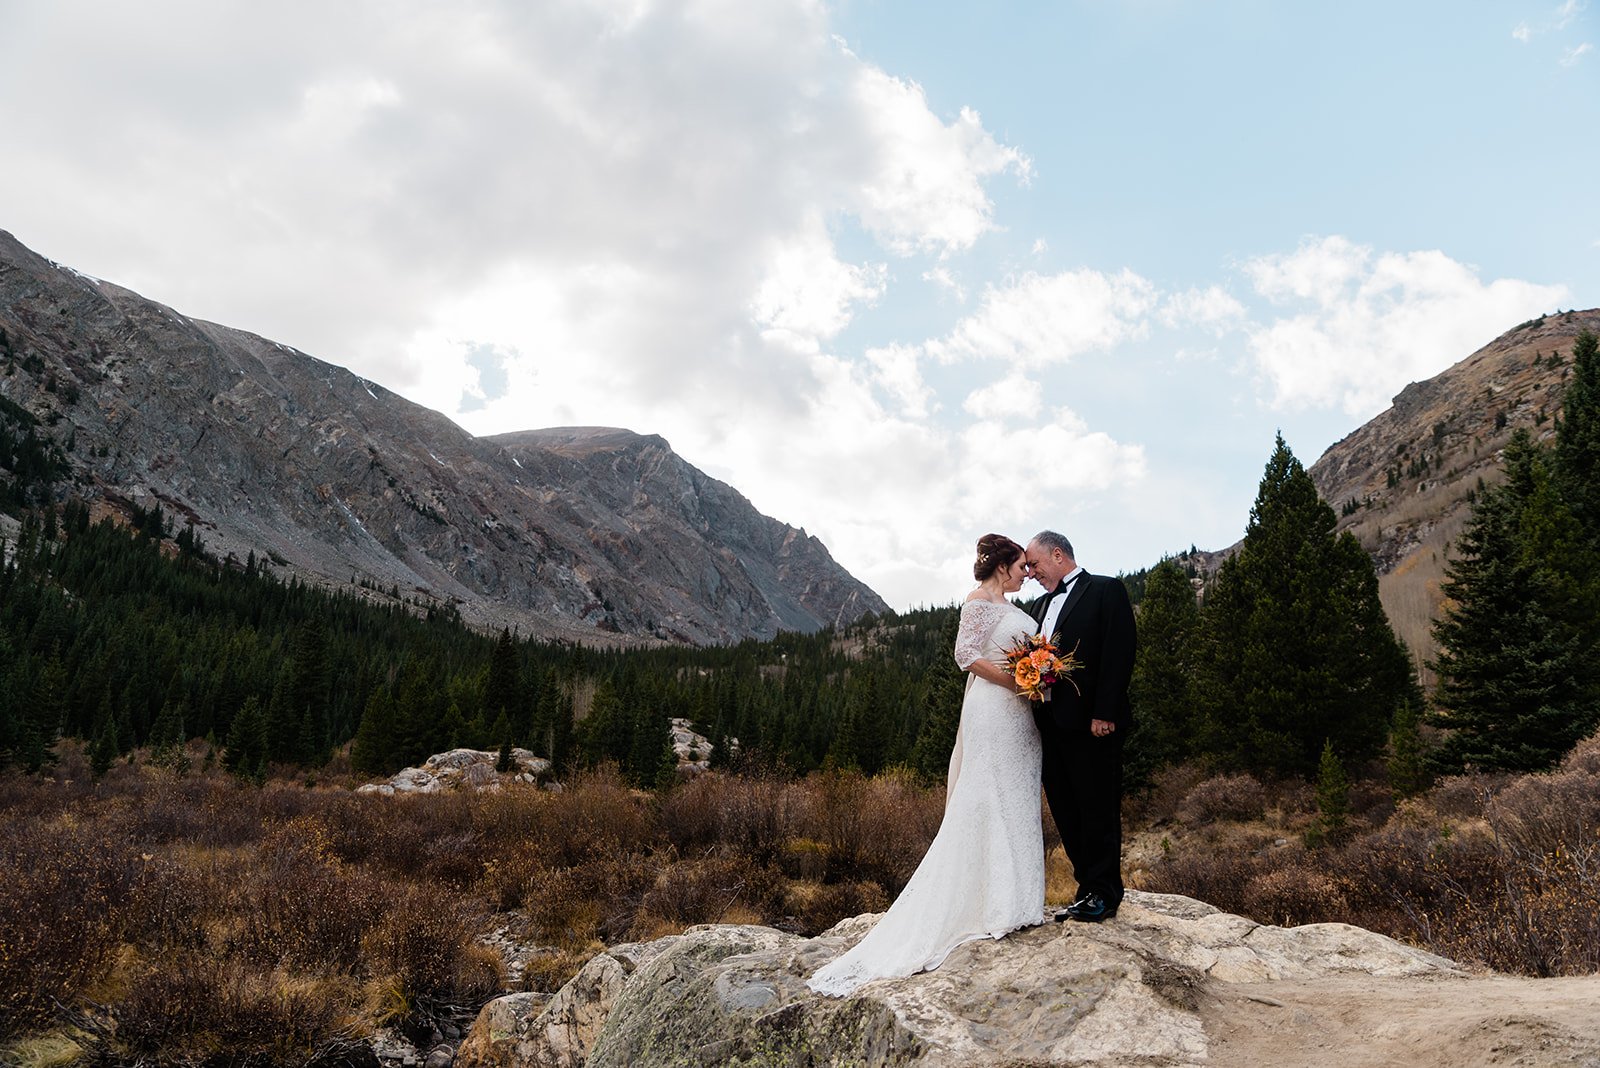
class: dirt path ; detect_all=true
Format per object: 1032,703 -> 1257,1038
1200,972 -> 1600,1067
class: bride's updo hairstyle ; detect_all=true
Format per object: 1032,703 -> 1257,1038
973,533 -> 1024,581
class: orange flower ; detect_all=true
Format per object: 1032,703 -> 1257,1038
1014,660 -> 1042,688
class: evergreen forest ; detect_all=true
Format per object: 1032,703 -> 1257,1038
2,330 -> 1598,791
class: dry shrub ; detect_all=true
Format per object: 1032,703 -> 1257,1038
363,884 -> 502,1006
1491,763 -> 1600,859
808,769 -> 942,890
522,853 -> 659,946
481,840 -> 549,911
634,856 -> 787,934
1130,762 -> 1209,825
108,953 -> 346,1063
1241,865 -> 1348,927
661,773 -> 806,864
522,945 -> 596,994
778,837 -> 829,881
1140,847 -> 1264,918
1427,774 -> 1499,819
231,827 -> 391,972
0,822 -> 140,1037
120,852 -> 210,953
528,766 -> 657,867
1560,730 -> 1600,777
523,866 -> 601,946
793,880 -> 888,936
1176,774 -> 1268,825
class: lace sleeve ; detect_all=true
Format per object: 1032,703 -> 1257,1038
954,601 -> 1006,670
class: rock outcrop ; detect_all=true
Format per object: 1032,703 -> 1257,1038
0,230 -> 889,645
457,890 -> 1473,1067
356,723 -> 720,795
356,748 -> 552,795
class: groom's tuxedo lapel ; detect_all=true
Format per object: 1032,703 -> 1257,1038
1050,571 -> 1093,639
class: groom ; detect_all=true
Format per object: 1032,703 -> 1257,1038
1024,531 -> 1137,922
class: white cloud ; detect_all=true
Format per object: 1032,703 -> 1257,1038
0,1 -> 1025,420
963,372 -> 1040,420
1160,286 -> 1247,333
848,65 -> 1032,257
1243,236 -> 1569,416
927,269 -> 1158,367
922,266 -> 967,301
865,343 -> 937,418
751,215 -> 887,351
1514,21 -> 1534,41
954,408 -> 1147,529
1561,41 -> 1594,64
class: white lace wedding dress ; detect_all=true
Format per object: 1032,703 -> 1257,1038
807,599 -> 1045,997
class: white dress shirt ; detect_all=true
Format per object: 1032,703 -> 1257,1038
1038,565 -> 1084,639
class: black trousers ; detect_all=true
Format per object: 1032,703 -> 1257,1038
1037,718 -> 1124,905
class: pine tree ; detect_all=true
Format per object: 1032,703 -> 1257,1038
1126,557 -> 1200,787
285,621 -> 331,762
1195,435 -> 1417,777
149,700 -> 188,772
1386,700 -> 1430,800
1555,329 -> 1600,547
90,712 -> 119,779
439,700 -> 469,751
350,687 -> 397,775
26,653 -> 69,771
224,695 -> 269,782
580,680 -> 628,767
1306,739 -> 1350,848
484,628 -> 522,726
264,665 -> 299,764
1430,430 -> 1600,771
491,710 -> 516,773
910,612 -> 965,785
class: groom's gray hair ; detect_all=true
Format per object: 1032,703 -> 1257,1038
1032,530 -> 1075,559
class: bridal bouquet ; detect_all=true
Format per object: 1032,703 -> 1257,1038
1005,634 -> 1081,701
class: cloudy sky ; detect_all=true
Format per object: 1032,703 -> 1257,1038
3,1 -> 1596,609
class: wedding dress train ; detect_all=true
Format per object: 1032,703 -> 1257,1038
807,599 -> 1045,996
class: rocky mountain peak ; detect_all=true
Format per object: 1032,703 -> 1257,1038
0,229 -> 888,644
1305,308 -> 1599,676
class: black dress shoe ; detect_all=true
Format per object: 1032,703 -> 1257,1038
1065,893 -> 1118,923
1050,907 -> 1073,923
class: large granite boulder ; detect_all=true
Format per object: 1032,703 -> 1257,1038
356,748 -> 551,795
457,890 -> 1464,1067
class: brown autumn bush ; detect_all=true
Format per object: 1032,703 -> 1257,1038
635,855 -> 788,933
231,828 -> 393,971
810,768 -> 943,889
795,879 -> 889,936
1175,774 -> 1268,825
108,952 -> 346,1064
1241,864 -> 1348,927
661,772 -> 806,864
527,765 -> 658,866
1140,845 -> 1266,918
363,884 -> 504,1007
1560,731 -> 1600,777
0,829 -> 133,1037
1130,762 -> 1210,825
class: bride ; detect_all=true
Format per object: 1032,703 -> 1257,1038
807,533 -> 1045,997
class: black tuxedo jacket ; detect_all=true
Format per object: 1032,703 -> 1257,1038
1028,571 -> 1137,733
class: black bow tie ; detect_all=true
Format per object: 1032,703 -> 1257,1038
1051,579 -> 1072,596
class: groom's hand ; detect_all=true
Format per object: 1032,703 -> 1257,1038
1090,719 -> 1115,737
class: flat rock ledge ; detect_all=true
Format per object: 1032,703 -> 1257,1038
456,890 -> 1464,1067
